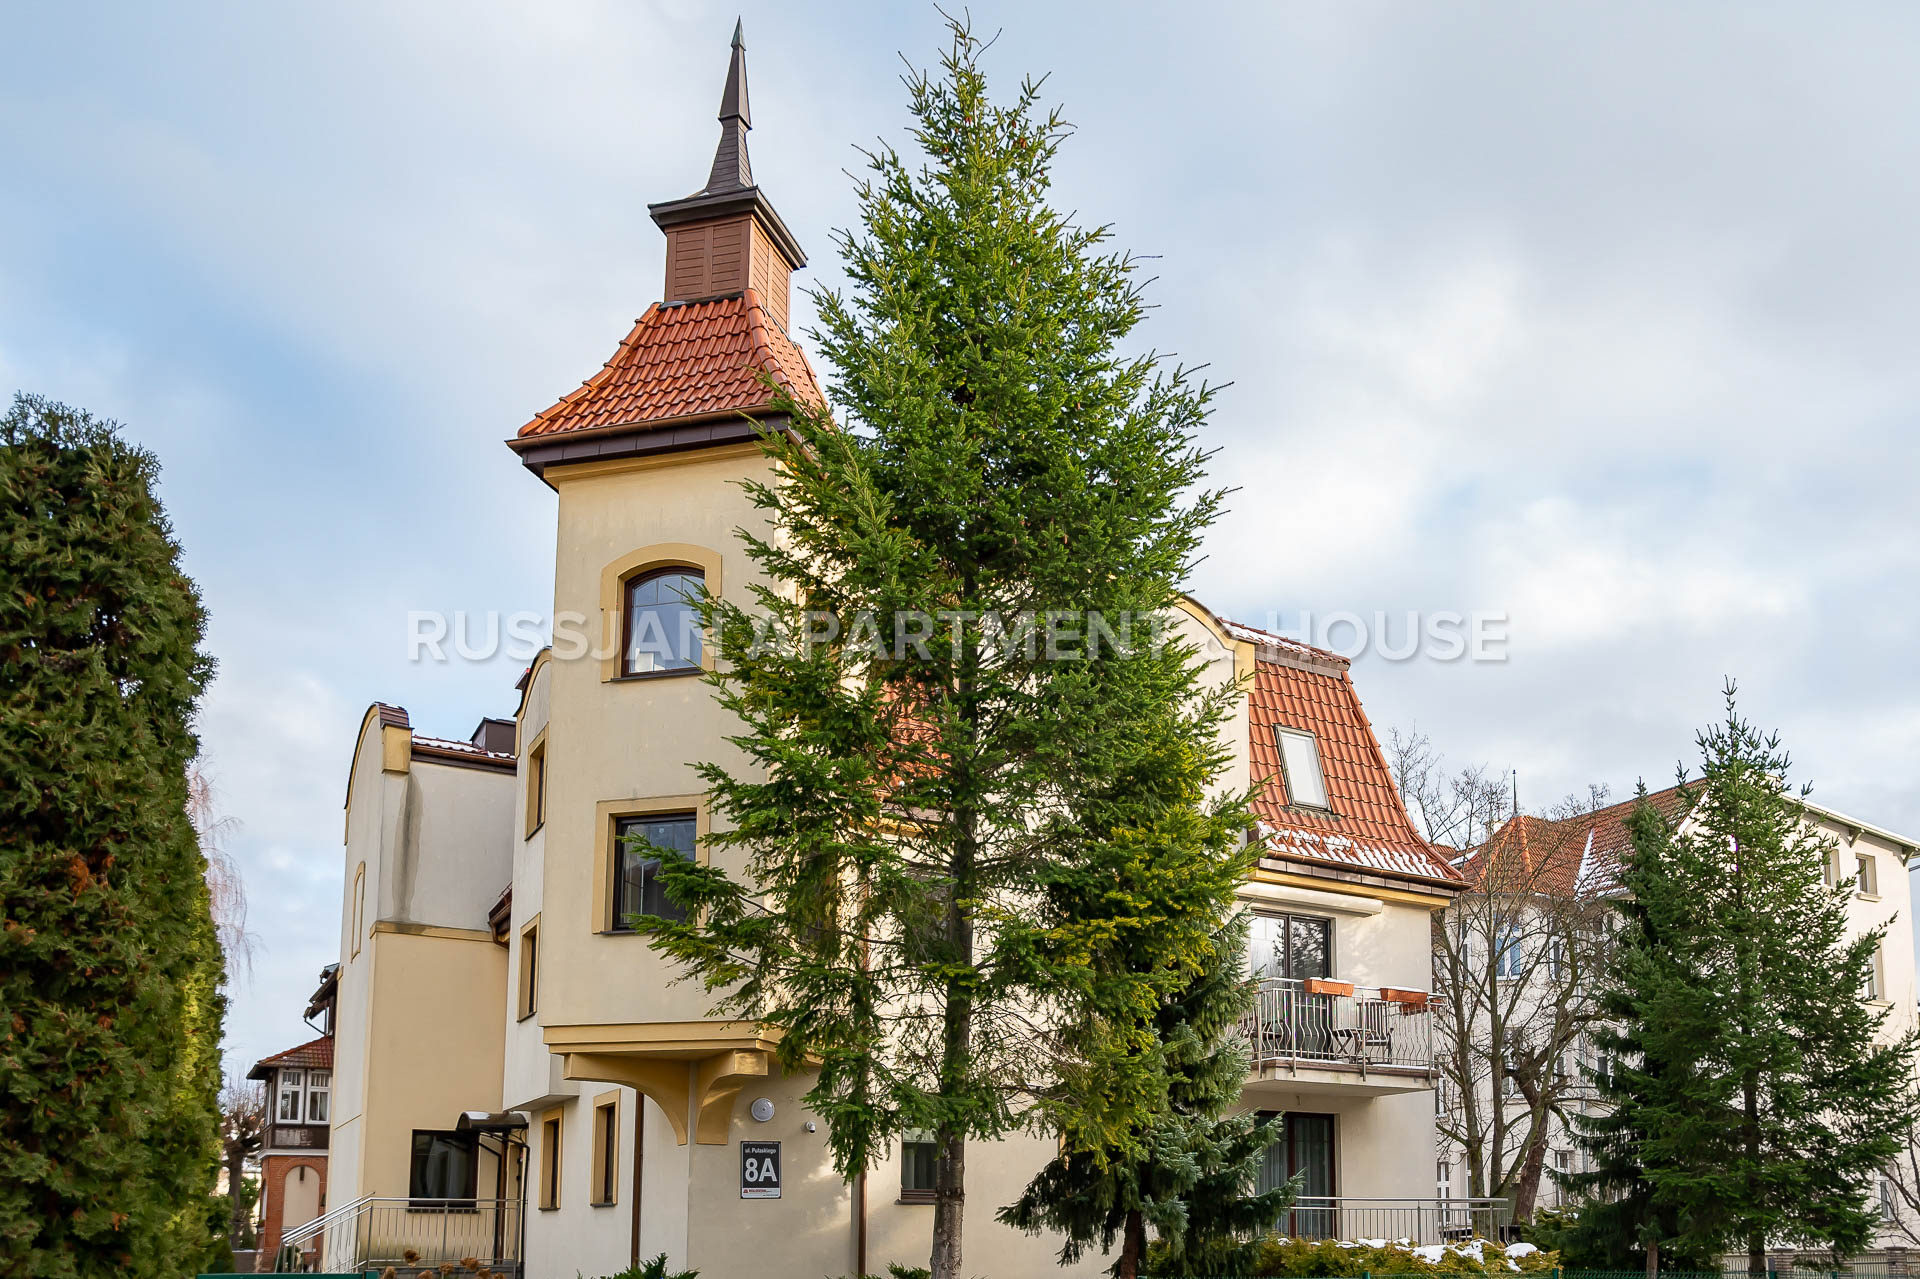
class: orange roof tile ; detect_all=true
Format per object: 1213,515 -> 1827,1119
1459,785 -> 1698,897
518,289 -> 824,439
1244,648 -> 1462,887
247,1034 -> 333,1080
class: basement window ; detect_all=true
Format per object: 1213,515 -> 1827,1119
1276,727 -> 1329,809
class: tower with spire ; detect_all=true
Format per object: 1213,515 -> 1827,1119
509,18 -> 821,480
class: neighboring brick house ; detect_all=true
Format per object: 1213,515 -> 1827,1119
247,1007 -> 334,1268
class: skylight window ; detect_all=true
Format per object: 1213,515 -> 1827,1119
1277,727 -> 1329,809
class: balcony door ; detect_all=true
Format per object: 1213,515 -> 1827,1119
1248,913 -> 1331,982
1256,1111 -> 1336,1237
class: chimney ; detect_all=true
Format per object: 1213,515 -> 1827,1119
646,19 -> 807,330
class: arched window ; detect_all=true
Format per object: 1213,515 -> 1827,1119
622,568 -> 704,677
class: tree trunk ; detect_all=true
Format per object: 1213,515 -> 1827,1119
1645,1237 -> 1659,1279
1510,1125 -> 1548,1222
1746,1071 -> 1765,1276
1115,1208 -> 1146,1279
226,1143 -> 249,1250
930,1126 -> 966,1279
928,636 -> 979,1279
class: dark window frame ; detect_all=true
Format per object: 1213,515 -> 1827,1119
539,1116 -> 562,1211
517,921 -> 539,1021
619,567 -> 706,680
592,1101 -> 618,1207
899,1130 -> 938,1204
1248,910 -> 1334,982
610,812 -> 698,933
408,1129 -> 479,1207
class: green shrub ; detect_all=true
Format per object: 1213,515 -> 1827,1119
584,1255 -> 698,1279
829,1264 -> 930,1279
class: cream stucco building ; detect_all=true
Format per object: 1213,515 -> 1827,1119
1436,787 -> 1920,1257
294,27 -> 1473,1278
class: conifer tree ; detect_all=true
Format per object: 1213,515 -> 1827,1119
1001,914 -> 1294,1279
635,19 -> 1248,1279
1566,686 -> 1918,1273
0,394 -> 225,1279
1560,791 -> 1728,1274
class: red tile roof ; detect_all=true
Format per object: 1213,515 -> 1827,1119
247,1034 -> 333,1080
410,733 -> 516,772
518,289 -> 824,439
1237,626 -> 1461,888
1459,785 -> 1698,896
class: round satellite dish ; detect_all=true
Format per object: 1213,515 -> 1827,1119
750,1097 -> 775,1123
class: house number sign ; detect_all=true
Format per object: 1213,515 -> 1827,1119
740,1140 -> 781,1199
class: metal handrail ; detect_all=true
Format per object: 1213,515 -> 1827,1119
1240,978 -> 1443,1073
275,1196 -> 524,1274
1262,1194 -> 1510,1243
275,1193 -> 371,1257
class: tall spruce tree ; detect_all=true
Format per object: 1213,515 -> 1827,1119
635,19 -> 1249,1279
0,394 -> 225,1279
1001,914 -> 1295,1279
1566,686 -> 1918,1273
1560,790 -> 1729,1274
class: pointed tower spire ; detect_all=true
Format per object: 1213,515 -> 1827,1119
704,17 -> 753,194
647,20 -> 806,326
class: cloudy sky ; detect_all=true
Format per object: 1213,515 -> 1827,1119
3,2 -> 1915,1077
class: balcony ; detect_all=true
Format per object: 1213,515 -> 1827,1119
265,1122 -> 330,1151
1239,979 -> 1440,1090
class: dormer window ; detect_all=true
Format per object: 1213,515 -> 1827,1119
622,569 -> 704,677
1276,727 -> 1329,809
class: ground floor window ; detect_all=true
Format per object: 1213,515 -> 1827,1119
409,1130 -> 478,1203
591,1100 -> 618,1206
539,1113 -> 562,1210
1257,1111 -> 1335,1237
900,1130 -> 938,1203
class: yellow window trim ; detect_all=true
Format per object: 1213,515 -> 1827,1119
517,914 -> 541,1022
538,1107 -> 563,1210
596,543 -> 725,684
523,729 -> 548,839
589,1090 -> 621,1207
593,796 -> 710,935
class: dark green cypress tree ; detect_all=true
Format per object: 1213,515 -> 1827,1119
635,18 -> 1248,1279
0,394 -> 225,1279
1001,913 -> 1293,1279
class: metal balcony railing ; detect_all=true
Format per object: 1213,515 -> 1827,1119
1266,1195 -> 1510,1243
1240,978 -> 1442,1074
275,1196 -> 523,1274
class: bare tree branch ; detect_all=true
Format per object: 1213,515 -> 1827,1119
1391,726 -> 1613,1220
